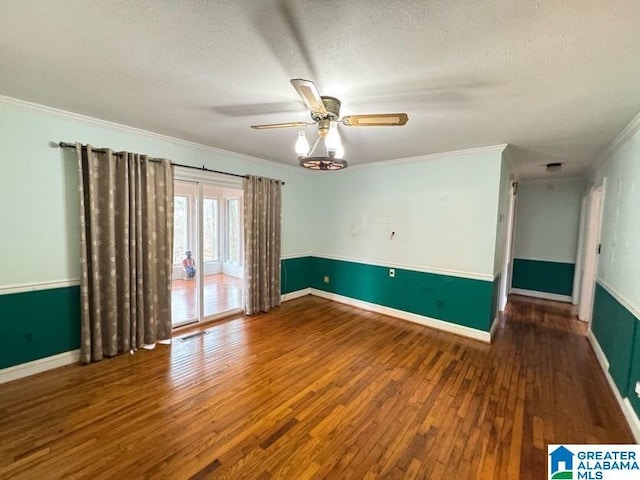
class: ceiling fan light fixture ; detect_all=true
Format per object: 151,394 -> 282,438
325,121 -> 340,155
299,156 -> 348,171
546,162 -> 563,172
295,131 -> 309,156
253,79 -> 407,171
295,126 -> 347,169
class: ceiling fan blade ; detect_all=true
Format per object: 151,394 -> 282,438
342,113 -> 409,127
250,121 -> 314,129
290,79 -> 327,116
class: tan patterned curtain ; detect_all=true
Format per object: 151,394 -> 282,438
76,144 -> 174,363
243,175 -> 282,315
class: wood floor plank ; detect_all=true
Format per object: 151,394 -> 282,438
172,273 -> 243,323
0,294 -> 634,479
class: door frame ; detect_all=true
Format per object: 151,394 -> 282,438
572,195 -> 588,305
173,168 -> 244,327
499,181 -> 518,311
578,179 -> 606,324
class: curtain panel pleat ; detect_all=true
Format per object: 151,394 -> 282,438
243,176 -> 282,315
76,145 -> 174,363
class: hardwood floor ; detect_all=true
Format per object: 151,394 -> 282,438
0,295 -> 633,479
172,273 -> 243,324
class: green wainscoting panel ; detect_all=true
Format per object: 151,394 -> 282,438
310,257 -> 494,332
592,283 -> 637,395
281,256 -> 313,294
626,321 -> 640,417
490,274 -> 501,329
511,259 -> 575,296
0,286 -> 81,369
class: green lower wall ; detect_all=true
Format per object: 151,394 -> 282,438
1,260 -> 311,369
592,282 -> 640,414
0,286 -> 81,369
309,257 -> 494,332
2,257 -> 493,369
281,256 -> 313,294
511,258 -> 575,296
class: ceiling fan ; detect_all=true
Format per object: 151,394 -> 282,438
251,79 -> 409,170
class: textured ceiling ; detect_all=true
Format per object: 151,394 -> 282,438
1,0 -> 640,178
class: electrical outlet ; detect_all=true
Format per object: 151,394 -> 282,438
389,268 -> 395,278
635,381 -> 640,398
323,275 -> 330,284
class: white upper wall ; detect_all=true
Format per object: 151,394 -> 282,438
309,147 -> 505,279
0,98 -> 313,287
591,115 -> 640,312
513,177 -> 584,263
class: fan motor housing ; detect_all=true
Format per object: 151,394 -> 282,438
312,96 -> 341,121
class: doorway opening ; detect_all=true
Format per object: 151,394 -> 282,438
171,177 -> 244,328
577,180 -> 606,324
498,181 -> 518,312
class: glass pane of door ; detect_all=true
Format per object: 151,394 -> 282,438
171,181 -> 199,327
202,185 -> 222,318
202,186 -> 243,317
203,198 -> 219,263
172,180 -> 244,325
220,193 -> 243,313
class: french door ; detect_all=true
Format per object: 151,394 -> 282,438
171,177 -> 244,327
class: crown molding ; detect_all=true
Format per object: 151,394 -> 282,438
0,95 -> 511,174
590,111 -> 640,176
348,144 -> 508,170
0,94 -> 303,174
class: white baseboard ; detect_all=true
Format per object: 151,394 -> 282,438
510,288 -> 572,303
309,288 -> 490,343
490,315 -> 500,339
588,331 -> 640,443
281,288 -> 311,302
622,398 -> 640,444
0,349 -> 80,384
588,330 -> 611,371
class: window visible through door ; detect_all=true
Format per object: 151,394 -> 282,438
226,198 -> 240,264
173,195 -> 189,265
203,198 -> 219,262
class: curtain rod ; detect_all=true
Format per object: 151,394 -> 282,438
58,142 -> 285,185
